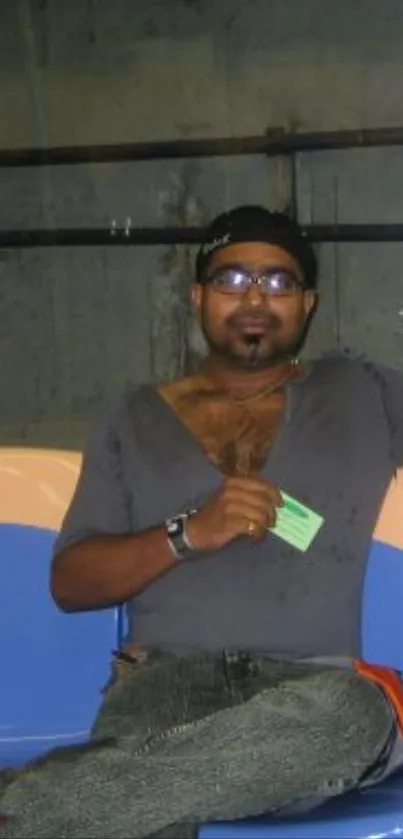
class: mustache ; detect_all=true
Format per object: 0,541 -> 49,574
226,310 -> 283,329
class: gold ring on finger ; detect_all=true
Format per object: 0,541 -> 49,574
248,521 -> 257,535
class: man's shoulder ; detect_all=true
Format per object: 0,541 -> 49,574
93,374 -> 191,431
311,349 -> 403,391
313,349 -> 390,376
309,349 -> 364,382
85,382 -> 153,441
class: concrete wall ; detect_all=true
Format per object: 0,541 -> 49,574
1,0 -> 403,447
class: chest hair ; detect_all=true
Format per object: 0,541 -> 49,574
159,379 -> 287,476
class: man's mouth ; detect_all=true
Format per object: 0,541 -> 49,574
234,318 -> 269,333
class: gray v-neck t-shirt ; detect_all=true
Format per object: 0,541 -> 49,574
54,351 -> 403,662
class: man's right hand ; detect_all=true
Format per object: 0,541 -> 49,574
186,476 -> 283,552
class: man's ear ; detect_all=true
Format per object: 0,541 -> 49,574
303,290 -> 318,319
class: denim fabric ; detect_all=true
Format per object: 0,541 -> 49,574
0,653 -> 395,838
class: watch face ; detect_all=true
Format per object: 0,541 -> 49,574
167,518 -> 181,537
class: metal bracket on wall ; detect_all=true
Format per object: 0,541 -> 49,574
2,224 -> 403,249
1,126 -> 403,168
2,124 -> 403,248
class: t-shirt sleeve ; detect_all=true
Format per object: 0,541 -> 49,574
375,362 -> 403,468
53,411 -> 132,557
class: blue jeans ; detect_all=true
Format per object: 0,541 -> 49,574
0,652 -> 395,838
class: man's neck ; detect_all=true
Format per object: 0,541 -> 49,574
201,355 -> 296,395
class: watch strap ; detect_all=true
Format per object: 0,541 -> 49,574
165,510 -> 197,560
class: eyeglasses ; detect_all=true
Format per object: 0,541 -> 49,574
204,265 -> 304,296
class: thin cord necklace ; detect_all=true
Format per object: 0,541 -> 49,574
203,358 -> 300,407
229,359 -> 300,405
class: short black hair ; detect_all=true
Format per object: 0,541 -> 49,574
196,205 -> 318,290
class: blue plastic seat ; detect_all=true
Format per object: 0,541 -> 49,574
0,523 -> 119,768
0,445 -> 120,768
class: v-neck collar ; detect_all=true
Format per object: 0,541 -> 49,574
141,365 -> 313,480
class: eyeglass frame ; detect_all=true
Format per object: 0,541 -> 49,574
200,263 -> 307,296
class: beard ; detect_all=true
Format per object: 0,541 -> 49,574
200,312 -> 308,369
206,338 -> 299,369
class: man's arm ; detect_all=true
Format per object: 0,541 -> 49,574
50,412 -> 177,612
51,399 -> 283,612
51,530 -> 178,612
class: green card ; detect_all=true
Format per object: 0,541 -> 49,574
269,492 -> 324,552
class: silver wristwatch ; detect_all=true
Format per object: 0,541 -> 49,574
165,510 -> 197,560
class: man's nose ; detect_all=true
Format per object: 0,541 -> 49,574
242,281 -> 267,306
